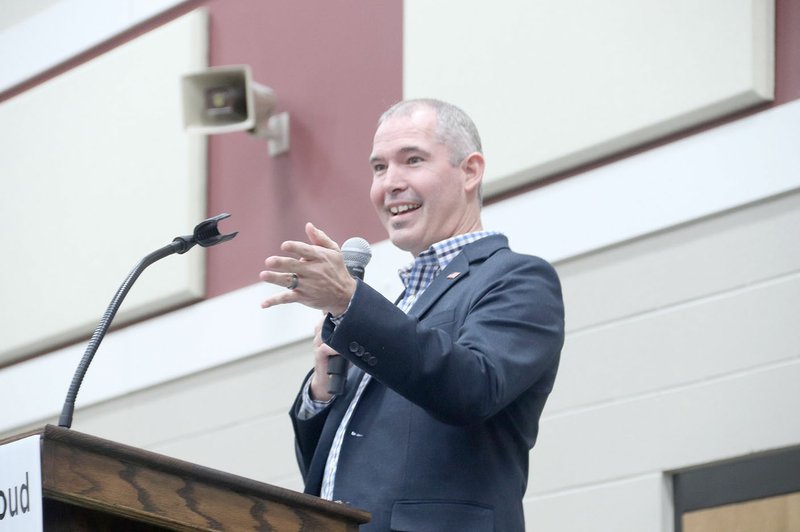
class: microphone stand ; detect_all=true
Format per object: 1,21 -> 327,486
57,213 -> 237,428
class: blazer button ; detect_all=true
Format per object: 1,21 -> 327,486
366,356 -> 377,367
349,341 -> 360,353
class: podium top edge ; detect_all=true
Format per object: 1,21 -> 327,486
26,424 -> 370,524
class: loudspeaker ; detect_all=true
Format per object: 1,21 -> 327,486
181,65 -> 289,156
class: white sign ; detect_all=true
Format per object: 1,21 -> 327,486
0,436 -> 42,531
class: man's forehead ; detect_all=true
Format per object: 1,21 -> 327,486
371,114 -> 438,158
369,144 -> 428,163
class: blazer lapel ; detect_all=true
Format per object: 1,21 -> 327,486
408,234 -> 508,319
407,251 -> 470,319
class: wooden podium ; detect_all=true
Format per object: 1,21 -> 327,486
1,424 -> 370,531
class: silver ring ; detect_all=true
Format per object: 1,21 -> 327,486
287,273 -> 299,290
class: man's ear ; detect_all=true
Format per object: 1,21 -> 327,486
461,152 -> 485,194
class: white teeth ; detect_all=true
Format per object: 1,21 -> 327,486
389,204 -> 419,215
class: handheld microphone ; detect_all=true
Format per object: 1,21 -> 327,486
328,237 -> 372,395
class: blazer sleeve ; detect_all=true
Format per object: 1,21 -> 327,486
322,253 -> 565,426
288,370 -> 332,478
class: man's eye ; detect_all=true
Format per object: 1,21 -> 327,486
373,164 -> 386,173
407,156 -> 423,164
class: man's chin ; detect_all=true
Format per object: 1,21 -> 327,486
388,232 -> 418,255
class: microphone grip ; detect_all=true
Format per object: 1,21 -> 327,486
327,354 -> 348,395
329,237 -> 370,396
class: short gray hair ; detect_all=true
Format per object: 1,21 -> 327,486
378,99 -> 482,166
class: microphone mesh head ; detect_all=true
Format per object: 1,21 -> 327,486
342,237 -> 372,270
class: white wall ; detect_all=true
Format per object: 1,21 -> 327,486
0,10 -> 208,363
1,2 -> 797,531
0,0 -> 186,93
4,99 -> 797,440
527,190 -> 800,530
404,0 -> 774,196
3,100 -> 798,532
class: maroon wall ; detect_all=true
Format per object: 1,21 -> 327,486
202,0 -> 402,296
775,0 -> 800,104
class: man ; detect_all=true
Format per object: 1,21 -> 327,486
260,99 -> 564,531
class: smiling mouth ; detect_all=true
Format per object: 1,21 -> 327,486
389,203 -> 421,216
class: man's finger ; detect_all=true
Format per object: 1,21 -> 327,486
306,222 -> 340,251
259,269 -> 298,289
262,255 -> 303,273
260,290 -> 296,309
278,240 -> 317,258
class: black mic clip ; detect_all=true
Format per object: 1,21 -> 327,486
173,213 -> 238,254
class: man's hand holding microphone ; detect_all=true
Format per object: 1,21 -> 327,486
259,222 -> 371,399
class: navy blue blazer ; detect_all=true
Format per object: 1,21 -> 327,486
290,235 -> 564,531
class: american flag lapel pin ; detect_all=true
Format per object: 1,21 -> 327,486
447,271 -> 461,280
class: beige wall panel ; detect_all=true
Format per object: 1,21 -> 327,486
533,194 -> 800,497
526,474 -> 672,532
557,191 -> 800,333
62,339 -> 311,448
0,340 -> 313,491
0,10 -> 208,364
22,338 -> 315,492
13,338 -> 312,489
148,413 -> 300,487
683,492 -> 800,532
405,0 -> 774,196
529,360 -> 800,495
550,271 -> 800,413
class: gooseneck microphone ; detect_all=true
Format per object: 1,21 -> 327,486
57,214 -> 237,429
328,237 -> 372,395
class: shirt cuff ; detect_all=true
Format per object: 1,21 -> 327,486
329,280 -> 358,325
296,375 -> 335,420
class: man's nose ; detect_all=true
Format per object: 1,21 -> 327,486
383,164 -> 407,192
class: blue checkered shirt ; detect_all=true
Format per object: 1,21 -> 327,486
396,231 -> 498,312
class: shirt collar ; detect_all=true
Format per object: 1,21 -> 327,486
398,231 -> 499,287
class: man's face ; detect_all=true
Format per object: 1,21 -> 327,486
369,107 -> 481,257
